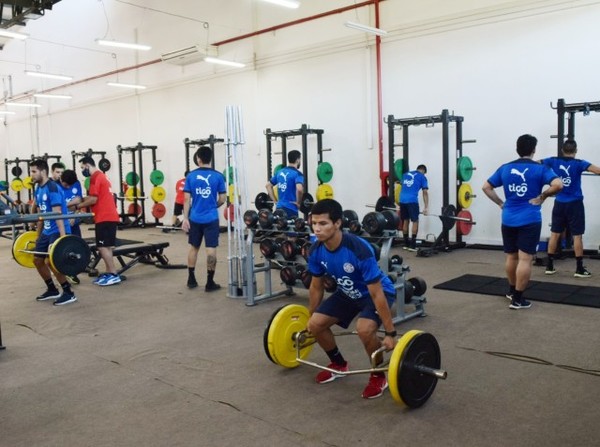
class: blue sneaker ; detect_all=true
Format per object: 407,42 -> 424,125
93,273 -> 110,285
53,291 -> 77,306
97,273 -> 122,287
509,299 -> 532,310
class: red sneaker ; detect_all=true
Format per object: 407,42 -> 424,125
362,374 -> 388,399
315,362 -> 349,384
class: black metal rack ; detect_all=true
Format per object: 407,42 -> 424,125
184,136 -> 224,173
552,98 -> 600,154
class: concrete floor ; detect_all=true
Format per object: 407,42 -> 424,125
1,226 -> 599,447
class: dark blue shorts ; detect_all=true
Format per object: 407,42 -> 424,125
315,290 -> 396,329
34,232 -> 61,259
400,203 -> 419,222
501,222 -> 542,255
188,219 -> 220,248
70,224 -> 81,238
551,200 -> 585,235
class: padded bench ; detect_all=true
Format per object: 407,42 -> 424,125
85,238 -> 172,276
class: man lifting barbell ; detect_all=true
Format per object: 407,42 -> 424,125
306,199 -> 398,399
399,164 -> 429,251
265,150 -> 304,218
29,158 -> 77,306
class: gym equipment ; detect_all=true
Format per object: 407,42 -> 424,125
456,210 -> 474,235
342,210 -> 361,234
258,208 -> 288,230
280,239 -> 310,261
125,171 -> 140,186
243,210 -> 259,228
128,203 -> 142,216
12,231 -> 91,276
315,183 -> 334,201
393,159 -> 404,180
22,177 -> 34,190
149,169 -> 164,186
421,204 -> 477,232
457,183 -> 475,209
98,157 -> 111,172
316,161 -> 333,183
259,237 -> 285,258
84,176 -> 91,191
457,156 -> 475,182
151,186 -> 166,203
11,166 -> 22,177
362,210 -> 400,235
10,178 -> 24,192
279,264 -> 308,286
184,135 -> 224,174
263,304 -> 446,408
253,191 -> 315,215
0,180 -> 8,191
151,203 -> 166,219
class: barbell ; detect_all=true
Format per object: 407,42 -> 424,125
254,192 -> 315,215
12,231 -> 91,276
264,304 -> 446,408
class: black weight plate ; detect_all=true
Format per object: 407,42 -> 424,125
49,235 -> 91,276
375,196 -> 395,212
407,277 -> 427,297
98,158 -> 111,172
362,212 -> 386,236
382,209 -> 400,230
299,192 -> 314,215
255,192 -> 273,211
11,166 -> 23,177
342,209 -> 359,228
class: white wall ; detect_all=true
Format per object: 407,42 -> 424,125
1,0 -> 599,247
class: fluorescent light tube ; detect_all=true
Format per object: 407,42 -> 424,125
5,102 -> 42,108
261,0 -> 300,8
97,40 -> 152,51
0,110 -> 17,115
33,93 -> 73,99
107,82 -> 147,90
25,70 -> 73,81
344,21 -> 387,37
0,29 -> 29,40
204,57 -> 245,68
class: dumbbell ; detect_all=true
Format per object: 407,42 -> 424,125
403,277 -> 428,303
362,210 -> 400,236
322,274 -> 338,293
389,254 -> 403,270
293,217 -> 309,232
258,209 -> 289,229
342,210 -> 362,234
244,210 -> 259,228
280,264 -> 308,286
259,237 -> 285,258
279,239 -> 309,261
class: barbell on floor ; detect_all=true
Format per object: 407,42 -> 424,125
12,231 -> 92,276
263,304 -> 446,408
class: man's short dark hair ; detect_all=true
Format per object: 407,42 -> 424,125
194,146 -> 213,165
61,169 -> 78,186
310,199 -> 343,223
562,139 -> 577,154
79,156 -> 96,167
516,134 -> 538,157
30,158 -> 48,173
288,150 -> 301,164
416,164 -> 427,174
51,162 -> 65,171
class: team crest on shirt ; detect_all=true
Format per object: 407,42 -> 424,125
72,187 -> 78,194
343,262 -> 354,273
42,193 -> 47,201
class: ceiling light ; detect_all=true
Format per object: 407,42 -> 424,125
204,57 -> 245,68
25,70 -> 73,81
261,0 -> 300,8
107,82 -> 147,90
344,21 -> 388,37
0,110 -> 17,115
0,29 -> 29,40
33,93 -> 73,99
97,40 -> 152,51
5,102 -> 42,108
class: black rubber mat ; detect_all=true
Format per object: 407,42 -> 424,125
433,274 -> 600,308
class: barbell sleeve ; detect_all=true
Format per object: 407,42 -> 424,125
413,364 -> 448,380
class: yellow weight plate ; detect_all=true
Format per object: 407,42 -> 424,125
388,330 -> 422,406
316,183 -> 334,201
394,182 -> 402,204
273,185 -> 278,201
22,176 -> 34,190
12,230 -> 38,268
151,186 -> 166,203
125,187 -> 141,202
11,178 -> 24,192
266,304 -> 313,368
228,184 -> 235,203
458,183 -> 473,209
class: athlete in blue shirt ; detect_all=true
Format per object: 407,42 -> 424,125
182,146 -> 227,291
266,150 -> 304,217
60,169 -> 84,237
306,199 -> 397,399
482,134 -> 562,310
541,140 -> 600,277
29,158 -> 77,306
398,164 -> 429,251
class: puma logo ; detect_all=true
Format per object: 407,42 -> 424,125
510,168 -> 529,183
197,174 -> 211,185
559,165 -> 570,176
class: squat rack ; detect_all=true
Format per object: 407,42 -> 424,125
386,109 -> 472,251
552,97 -> 600,154
264,124 -> 325,203
184,136 -> 225,173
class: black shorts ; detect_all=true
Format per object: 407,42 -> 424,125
550,200 -> 585,235
173,202 -> 184,216
400,203 -> 419,222
188,219 -> 220,248
501,222 -> 541,255
95,221 -> 118,248
315,290 -> 396,329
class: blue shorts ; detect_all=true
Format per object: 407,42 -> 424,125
188,219 -> 220,248
501,222 -> 542,255
551,200 -> 585,235
34,232 -> 61,259
70,224 -> 81,238
315,290 -> 396,329
400,203 -> 419,222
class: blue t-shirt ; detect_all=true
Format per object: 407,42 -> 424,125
270,166 -> 304,213
399,170 -> 428,204
183,167 -> 226,224
307,233 -> 396,300
487,158 -> 558,227
35,179 -> 71,236
61,181 -> 83,211
541,157 -> 591,203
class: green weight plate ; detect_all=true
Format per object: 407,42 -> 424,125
266,304 -> 313,368
273,163 -> 284,177
316,162 -> 333,183
84,176 -> 91,191
394,159 -> 404,180
223,166 -> 235,185
0,180 -> 8,191
125,171 -> 140,186
149,169 -> 165,186
457,156 -> 473,182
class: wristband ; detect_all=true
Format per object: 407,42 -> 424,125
384,330 -> 397,338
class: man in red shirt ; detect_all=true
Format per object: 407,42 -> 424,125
171,172 -> 187,227
76,156 -> 121,286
